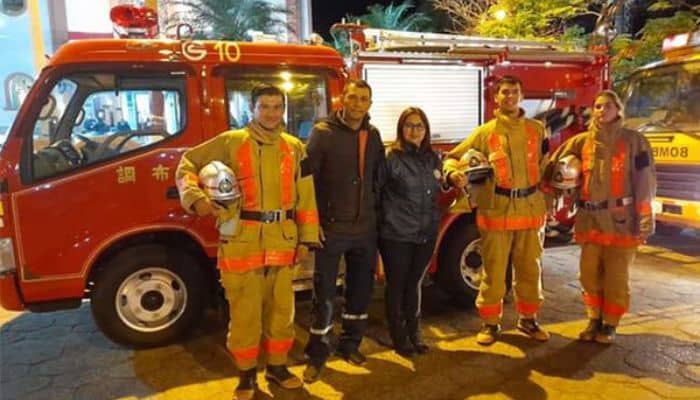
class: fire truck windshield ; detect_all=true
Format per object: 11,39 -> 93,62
625,61 -> 700,132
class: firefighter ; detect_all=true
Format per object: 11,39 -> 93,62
545,90 -> 656,344
302,80 -> 386,382
176,84 -> 320,400
445,75 -> 550,346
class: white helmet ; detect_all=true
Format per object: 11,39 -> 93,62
551,155 -> 582,191
198,161 -> 241,203
459,149 -> 492,183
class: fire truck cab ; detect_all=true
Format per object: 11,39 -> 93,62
623,31 -> 700,233
338,25 -> 608,300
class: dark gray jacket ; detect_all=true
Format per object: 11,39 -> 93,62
379,144 -> 442,244
303,112 -> 385,237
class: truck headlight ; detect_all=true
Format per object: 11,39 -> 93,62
0,238 -> 17,275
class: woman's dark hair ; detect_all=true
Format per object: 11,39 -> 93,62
392,106 -> 432,152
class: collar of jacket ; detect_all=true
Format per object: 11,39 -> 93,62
591,117 -> 623,143
248,120 -> 284,145
494,108 -> 526,129
334,110 -> 370,132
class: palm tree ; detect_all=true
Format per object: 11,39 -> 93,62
169,0 -> 291,41
350,1 -> 433,31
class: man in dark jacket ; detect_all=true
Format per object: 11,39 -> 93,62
302,80 -> 385,382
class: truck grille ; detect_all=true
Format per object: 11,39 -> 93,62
656,164 -> 700,202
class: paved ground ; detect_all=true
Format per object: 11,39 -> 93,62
2,237 -> 700,400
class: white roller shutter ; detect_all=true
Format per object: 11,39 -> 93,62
363,64 -> 482,143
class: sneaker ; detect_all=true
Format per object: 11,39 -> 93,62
594,323 -> 616,344
233,368 -> 257,400
517,318 -> 550,342
578,319 -> 601,342
265,364 -> 303,390
476,324 -> 501,346
336,348 -> 367,366
302,361 -> 323,383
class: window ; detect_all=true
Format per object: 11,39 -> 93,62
29,71 -> 186,180
1,0 -> 26,16
225,70 -> 329,139
3,72 -> 34,110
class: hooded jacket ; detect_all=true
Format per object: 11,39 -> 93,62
303,111 -> 385,237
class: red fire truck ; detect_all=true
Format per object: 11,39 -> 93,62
0,8 -> 607,346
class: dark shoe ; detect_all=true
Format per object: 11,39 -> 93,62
233,368 -> 257,400
578,319 -> 602,342
302,361 -> 323,383
476,324 -> 501,346
595,323 -> 617,344
337,348 -> 367,366
394,343 -> 415,358
517,318 -> 550,342
409,336 -> 429,354
265,364 -> 303,389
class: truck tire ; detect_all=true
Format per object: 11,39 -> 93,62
90,244 -> 205,347
437,216 -> 512,307
655,221 -> 683,236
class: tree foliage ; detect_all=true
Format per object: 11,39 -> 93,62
169,0 -> 290,41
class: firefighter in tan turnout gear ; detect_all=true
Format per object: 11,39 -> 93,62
445,76 -> 550,346
545,90 -> 656,344
176,84 -> 320,400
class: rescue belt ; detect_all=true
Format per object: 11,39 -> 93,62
576,196 -> 633,211
494,185 -> 538,198
240,209 -> 295,223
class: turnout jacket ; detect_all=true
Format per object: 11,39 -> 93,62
444,109 -> 548,231
545,118 -> 656,247
303,112 -> 385,237
176,122 -> 320,272
378,144 -> 442,244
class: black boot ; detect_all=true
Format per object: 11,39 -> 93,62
266,364 -> 303,389
595,323 -> 617,344
407,318 -> 428,354
388,319 -> 413,357
233,368 -> 257,400
578,319 -> 601,342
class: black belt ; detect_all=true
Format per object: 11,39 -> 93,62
240,209 -> 295,223
577,197 -> 633,211
494,185 -> 538,198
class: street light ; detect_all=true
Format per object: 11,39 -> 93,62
494,9 -> 507,21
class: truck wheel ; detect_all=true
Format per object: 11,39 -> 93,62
437,216 -> 512,307
655,222 -> 683,236
90,244 -> 205,347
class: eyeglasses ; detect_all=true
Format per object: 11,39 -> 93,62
404,123 -> 426,130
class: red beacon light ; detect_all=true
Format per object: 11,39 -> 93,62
110,4 -> 159,39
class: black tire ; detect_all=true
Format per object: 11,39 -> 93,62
437,215 -> 512,307
90,244 -> 206,347
654,221 -> 683,236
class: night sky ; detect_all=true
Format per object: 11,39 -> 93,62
312,0 -> 397,39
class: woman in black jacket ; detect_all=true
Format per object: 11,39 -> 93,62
379,107 -> 443,357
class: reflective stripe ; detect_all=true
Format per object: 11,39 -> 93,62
341,313 -> 369,320
487,133 -> 513,188
310,325 -> 333,335
636,201 -> 652,215
232,345 -> 259,362
603,301 -> 626,317
237,139 -> 257,210
580,137 -> 595,200
582,293 -> 603,307
262,338 -> 294,354
611,139 -> 626,198
264,250 -> 295,266
218,253 -> 265,272
575,230 -> 641,248
476,215 -> 545,231
515,301 -> 540,315
478,302 -> 503,318
279,139 -> 294,209
296,210 -> 320,225
525,123 -> 540,185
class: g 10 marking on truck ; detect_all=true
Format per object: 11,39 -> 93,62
652,146 -> 689,159
181,41 -> 241,63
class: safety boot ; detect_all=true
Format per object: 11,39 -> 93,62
476,323 -> 501,346
233,368 -> 257,400
578,319 -> 601,342
516,318 -> 550,342
594,323 -> 617,344
265,364 -> 303,389
302,360 -> 323,383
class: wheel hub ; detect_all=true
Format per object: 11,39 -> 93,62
115,267 -> 187,333
459,238 -> 482,290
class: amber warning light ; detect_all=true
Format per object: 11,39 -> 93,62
110,5 -> 159,39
